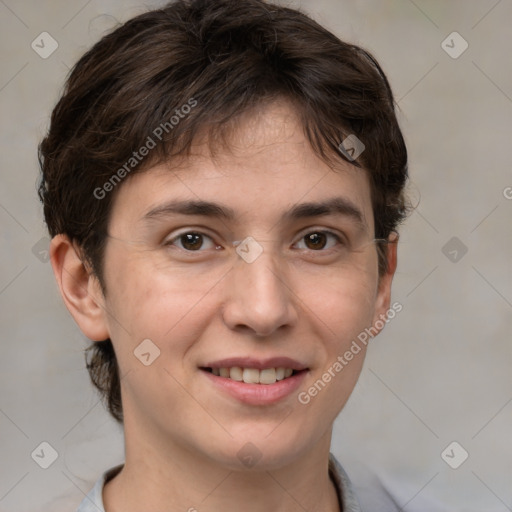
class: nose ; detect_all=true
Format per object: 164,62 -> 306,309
221,250 -> 299,337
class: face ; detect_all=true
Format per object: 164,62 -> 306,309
95,100 -> 394,470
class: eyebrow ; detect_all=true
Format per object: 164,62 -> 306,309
142,200 -> 236,222
141,197 -> 367,228
285,197 -> 366,228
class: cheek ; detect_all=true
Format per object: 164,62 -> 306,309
292,264 -> 377,411
298,262 -> 379,344
104,256 -> 223,367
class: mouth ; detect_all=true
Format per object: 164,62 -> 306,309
201,366 -> 302,385
199,358 -> 309,405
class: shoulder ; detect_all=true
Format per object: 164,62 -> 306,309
75,464 -> 123,512
329,453 -> 363,512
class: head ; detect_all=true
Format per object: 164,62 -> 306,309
40,0 -> 407,468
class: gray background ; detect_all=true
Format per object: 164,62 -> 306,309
1,0 -> 511,510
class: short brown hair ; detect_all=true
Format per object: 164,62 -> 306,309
38,0 -> 408,423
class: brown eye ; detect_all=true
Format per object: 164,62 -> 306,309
304,232 -> 327,250
294,231 -> 342,251
181,233 -> 203,250
167,231 -> 216,251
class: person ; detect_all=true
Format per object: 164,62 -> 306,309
38,0 -> 408,510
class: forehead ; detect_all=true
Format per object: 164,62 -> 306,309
108,100 -> 374,231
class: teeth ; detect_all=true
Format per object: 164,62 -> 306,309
211,366 -> 296,384
242,368 -> 260,384
229,367 -> 243,381
259,368 -> 276,384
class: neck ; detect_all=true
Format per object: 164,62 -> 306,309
103,419 -> 340,512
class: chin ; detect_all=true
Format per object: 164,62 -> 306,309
204,426 -> 318,472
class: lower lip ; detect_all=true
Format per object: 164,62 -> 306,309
201,369 -> 308,405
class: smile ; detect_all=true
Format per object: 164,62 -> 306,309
200,363 -> 308,404
204,367 -> 295,384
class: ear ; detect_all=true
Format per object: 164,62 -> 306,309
49,234 -> 110,341
371,232 -> 398,331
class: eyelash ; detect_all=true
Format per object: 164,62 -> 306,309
164,229 -> 347,253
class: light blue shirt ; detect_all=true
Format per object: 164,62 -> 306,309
76,453 -> 361,511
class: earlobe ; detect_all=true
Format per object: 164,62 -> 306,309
49,234 -> 110,341
372,233 -> 398,331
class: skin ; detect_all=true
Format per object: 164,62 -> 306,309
50,99 -> 397,512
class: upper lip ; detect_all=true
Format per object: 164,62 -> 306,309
202,357 -> 308,371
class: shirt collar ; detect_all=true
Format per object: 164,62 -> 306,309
329,453 -> 362,511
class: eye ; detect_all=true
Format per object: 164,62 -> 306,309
294,231 -> 343,251
166,231 -> 217,251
